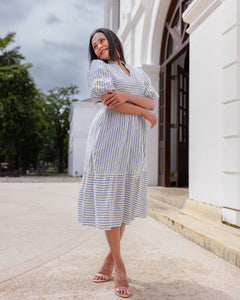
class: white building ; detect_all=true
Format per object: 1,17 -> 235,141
68,100 -> 100,176
104,0 -> 240,228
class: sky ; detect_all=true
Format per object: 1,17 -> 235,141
0,0 -> 105,100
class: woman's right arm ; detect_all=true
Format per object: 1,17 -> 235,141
111,102 -> 157,129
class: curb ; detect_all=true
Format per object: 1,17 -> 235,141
148,192 -> 240,268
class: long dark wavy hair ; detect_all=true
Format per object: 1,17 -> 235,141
89,28 -> 126,64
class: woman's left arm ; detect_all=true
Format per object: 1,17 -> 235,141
101,90 -> 155,111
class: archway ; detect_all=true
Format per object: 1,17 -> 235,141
158,0 -> 192,187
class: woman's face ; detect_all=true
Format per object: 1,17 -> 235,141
92,32 -> 110,61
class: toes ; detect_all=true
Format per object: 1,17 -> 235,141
116,287 -> 131,296
93,274 -> 101,280
124,288 -> 131,296
124,288 -> 130,296
93,273 -> 109,281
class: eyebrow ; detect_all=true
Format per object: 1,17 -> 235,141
92,37 -> 104,46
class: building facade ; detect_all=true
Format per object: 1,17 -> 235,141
68,100 -> 100,177
104,0 -> 240,227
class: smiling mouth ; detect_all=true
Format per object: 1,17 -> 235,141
100,48 -> 108,56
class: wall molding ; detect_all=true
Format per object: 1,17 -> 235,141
118,3 -> 144,42
142,64 -> 160,79
182,0 -> 223,34
222,98 -> 240,104
223,171 -> 240,175
222,60 -> 240,70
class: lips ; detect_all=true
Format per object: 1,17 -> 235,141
100,48 -> 108,56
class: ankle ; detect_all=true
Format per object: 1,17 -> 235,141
114,261 -> 126,274
104,252 -> 114,264
114,271 -> 128,281
104,257 -> 114,266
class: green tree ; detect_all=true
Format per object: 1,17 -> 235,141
0,33 -> 45,171
41,86 -> 79,173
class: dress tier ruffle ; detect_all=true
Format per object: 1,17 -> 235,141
78,172 -> 148,230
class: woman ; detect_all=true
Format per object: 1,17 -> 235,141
78,28 -> 158,298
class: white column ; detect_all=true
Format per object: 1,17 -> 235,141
104,0 -> 120,32
142,64 -> 160,185
221,0 -> 240,226
183,0 -> 224,207
183,0 -> 240,226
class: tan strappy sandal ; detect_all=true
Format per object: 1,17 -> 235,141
92,263 -> 114,283
114,272 -> 131,298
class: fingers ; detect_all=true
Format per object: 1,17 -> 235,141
101,95 -> 107,101
103,95 -> 116,106
101,93 -> 111,102
102,91 -> 127,108
103,93 -> 123,108
147,113 -> 157,129
102,93 -> 113,101
107,99 -> 120,108
101,90 -> 115,102
102,96 -> 115,106
151,116 -> 157,128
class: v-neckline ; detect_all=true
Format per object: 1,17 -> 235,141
119,61 -> 131,77
110,60 -> 131,77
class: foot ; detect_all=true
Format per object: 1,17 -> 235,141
92,262 -> 114,283
114,271 -> 131,298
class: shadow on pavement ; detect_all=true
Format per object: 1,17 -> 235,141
128,278 -> 233,299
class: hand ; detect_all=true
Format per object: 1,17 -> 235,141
142,110 -> 157,129
101,90 -> 128,108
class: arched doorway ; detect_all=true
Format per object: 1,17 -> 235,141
158,0 -> 192,187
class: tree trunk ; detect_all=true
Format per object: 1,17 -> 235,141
17,140 -> 22,171
58,138 -> 64,173
7,150 -> 13,171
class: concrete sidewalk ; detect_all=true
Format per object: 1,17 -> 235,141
1,182 -> 240,299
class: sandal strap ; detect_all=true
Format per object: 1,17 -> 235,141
115,287 -> 130,291
114,272 -> 128,281
95,272 -> 111,278
95,272 -> 107,276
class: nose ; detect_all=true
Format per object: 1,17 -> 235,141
98,43 -> 103,50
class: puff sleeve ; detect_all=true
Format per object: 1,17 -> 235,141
88,60 -> 116,102
141,69 -> 159,101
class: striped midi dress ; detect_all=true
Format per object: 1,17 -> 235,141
77,59 -> 158,230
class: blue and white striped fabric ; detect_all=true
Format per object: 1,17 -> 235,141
78,59 -> 158,230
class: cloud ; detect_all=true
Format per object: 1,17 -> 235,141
0,0 -> 104,99
0,0 -> 36,26
41,39 -> 80,54
45,13 -> 61,24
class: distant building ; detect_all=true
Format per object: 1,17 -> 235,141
104,0 -> 240,227
68,99 -> 100,177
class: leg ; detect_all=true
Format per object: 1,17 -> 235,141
103,223 -> 126,265
93,223 -> 125,281
105,226 -> 131,297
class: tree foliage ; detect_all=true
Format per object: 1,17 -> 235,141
40,86 -> 79,172
0,33 -> 45,171
0,33 -> 79,173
